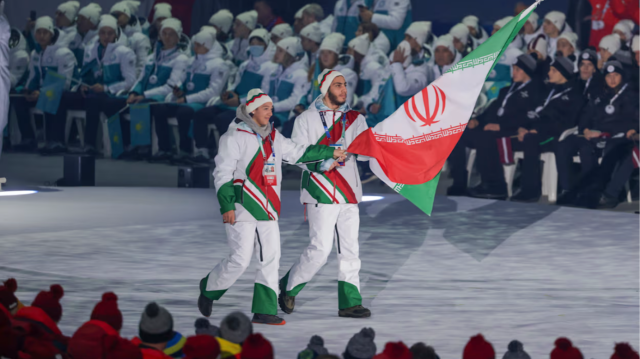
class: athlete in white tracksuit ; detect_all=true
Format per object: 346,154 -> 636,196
199,88 -> 342,325
111,1 -> 152,77
279,69 -> 372,318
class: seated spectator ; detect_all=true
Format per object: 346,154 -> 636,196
598,34 -> 621,69
148,3 -> 173,49
613,20 -> 634,48
271,23 -> 293,45
484,44 -> 522,102
521,12 -> 543,48
111,1 -> 152,77
556,32 -> 579,70
11,16 -> 76,153
611,343 -> 639,359
68,3 -> 102,64
390,22 -> 432,102
301,4 -> 333,37
241,333 -> 273,359
217,312 -> 252,358
300,22 -> 323,67
254,0 -> 285,31
55,1 -> 81,48
557,60 -> 638,206
343,328 -> 376,359
0,304 -> 18,358
131,302 -> 176,358
430,33 -> 460,81
358,0 -> 412,50
448,54 -> 543,197
151,28 -> 231,164
294,5 -> 310,34
0,278 -> 21,315
8,28 -> 30,91
356,22 -> 391,56
183,335 -> 221,359
332,0 -> 362,43
348,34 -> 378,104
450,23 -> 472,56
229,10 -> 258,64
463,15 -> 489,48
298,335 -> 329,358
90,292 -> 123,333
503,340 -> 530,359
543,11 -> 571,60
462,334 -> 495,359
68,319 -> 142,359
373,342 -> 412,359
527,34 -> 550,81
578,48 -> 604,101
550,338 -> 583,359
410,342 -> 439,359
493,16 -> 525,49
209,9 -> 234,43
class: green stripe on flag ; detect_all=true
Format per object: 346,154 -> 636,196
393,172 -> 441,216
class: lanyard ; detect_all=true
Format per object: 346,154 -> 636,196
596,0 -> 610,21
608,83 -> 628,107
319,111 -> 347,142
583,76 -> 592,95
255,133 -> 274,160
537,87 -> 572,113
153,47 -> 178,76
500,81 -> 529,109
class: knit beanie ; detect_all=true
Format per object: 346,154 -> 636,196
35,16 -> 55,34
613,21 -> 633,41
32,284 -> 64,323
153,3 -> 172,20
550,338 -> 583,359
463,334 -> 496,359
249,28 -> 271,46
406,21 -> 431,46
495,16 -> 513,29
528,34 -> 548,59
298,335 -> 329,359
558,32 -> 578,52
220,311 -> 252,344
320,33 -> 346,54
241,333 -> 273,359
236,10 -> 258,31
295,5 -> 309,19
192,29 -> 217,50
434,34 -> 456,55
349,34 -> 371,56
318,69 -> 345,97
611,343 -> 640,359
57,1 -> 80,22
462,15 -> 479,30
194,317 -> 220,337
545,11 -> 566,31
373,342 -> 412,359
600,34 -> 622,54
161,18 -> 183,38
278,36 -> 304,58
246,89 -> 273,113
272,23 -> 294,41
551,56 -> 575,80
139,302 -> 174,344
301,22 -> 323,44
527,12 -> 539,30
183,335 -> 221,359
78,3 -> 102,26
90,292 -> 123,331
580,48 -> 598,68
343,328 -> 376,359
68,320 -> 120,358
124,1 -> 141,15
99,14 -> 119,32
515,53 -> 537,77
110,1 -> 132,18
502,340 -> 531,359
603,60 -> 625,77
210,9 -> 234,34
410,342 -> 439,359
0,278 -> 18,313
450,23 -> 470,45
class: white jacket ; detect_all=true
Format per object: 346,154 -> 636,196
68,28 -> 98,64
210,40 -> 233,61
261,57 -> 310,120
123,22 -> 152,77
390,55 -> 430,97
213,112 -> 336,221
430,50 -> 462,81
56,25 -> 77,48
370,0 -> 411,31
357,59 -> 387,109
131,46 -> 189,100
229,49 -> 278,103
26,40 -> 77,91
228,37 -> 249,64
82,33 -> 137,95
332,0 -> 365,43
292,100 -> 369,205
9,28 -> 29,89
373,32 -> 391,55
166,50 -> 231,104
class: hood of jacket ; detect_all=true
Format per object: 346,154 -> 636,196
236,104 -> 272,138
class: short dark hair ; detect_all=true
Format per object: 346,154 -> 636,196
358,22 -> 380,40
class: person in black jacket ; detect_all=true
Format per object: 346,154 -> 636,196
578,48 -> 604,101
556,60 -> 639,205
447,54 -> 543,198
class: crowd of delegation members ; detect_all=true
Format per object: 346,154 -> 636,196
4,0 -> 640,207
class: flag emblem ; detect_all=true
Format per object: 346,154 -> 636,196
404,85 -> 446,127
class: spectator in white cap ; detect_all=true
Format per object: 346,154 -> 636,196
209,9 -> 234,43
358,0 -> 412,50
430,33 -> 460,81
543,11 -> 570,59
355,22 -> 391,56
556,32 -> 579,70
348,33 -> 387,117
58,13 -> 137,156
300,22 -> 323,67
199,25 -> 232,61
522,12 -> 543,48
294,5 -> 310,34
449,23 -> 471,56
191,28 -> 278,161
55,1 -> 80,47
264,36 -> 312,126
462,15 -> 489,48
612,20 -> 633,46
271,23 -> 293,45
230,10 -> 258,64
598,34 -> 621,68
148,3 -> 172,47
390,22 -> 432,104
301,3 -> 333,38
632,36 -> 639,64
13,16 -> 76,154
493,16 -> 525,49
151,28 -> 233,163
110,1 -> 151,77
68,3 -> 102,63
527,34 -> 550,79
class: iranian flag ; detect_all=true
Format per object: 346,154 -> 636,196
348,2 -> 539,215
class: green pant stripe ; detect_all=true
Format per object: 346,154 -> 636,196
338,281 -> 362,309
252,283 -> 277,315
200,275 -> 228,300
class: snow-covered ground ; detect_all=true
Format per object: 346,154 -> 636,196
0,187 -> 637,357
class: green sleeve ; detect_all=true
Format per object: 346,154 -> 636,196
297,144 -> 335,164
217,181 -> 236,215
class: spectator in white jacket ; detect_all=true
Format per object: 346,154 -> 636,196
348,33 -> 387,117
300,3 -> 334,38
543,11 -> 571,60
358,0 -> 412,50
300,22 -> 323,68
111,1 -> 152,77
209,9 -> 234,43
54,1 -> 80,48
430,34 -> 461,80
67,3 -> 102,64
356,21 -> 391,55
450,23 -> 472,57
522,12 -> 543,49
270,23 -> 293,45
389,21 -> 431,105
462,15 -> 489,48
229,10 -> 258,65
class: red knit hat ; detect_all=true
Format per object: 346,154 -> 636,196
0,278 -> 18,313
184,335 -> 221,359
91,292 -> 123,331
463,334 -> 496,359
373,342 -> 412,359
104,336 -> 143,359
611,343 -> 639,359
241,333 -> 273,359
550,338 -> 583,359
31,285 -> 64,323
68,320 -> 121,359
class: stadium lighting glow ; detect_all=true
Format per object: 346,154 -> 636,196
0,190 -> 38,197
361,195 -> 384,202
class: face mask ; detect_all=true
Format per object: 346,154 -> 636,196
249,45 -> 265,57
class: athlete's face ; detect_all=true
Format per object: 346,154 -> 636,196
251,103 -> 273,126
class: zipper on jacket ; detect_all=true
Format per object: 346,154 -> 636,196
335,225 -> 341,254
255,229 -> 263,262
241,180 -> 245,204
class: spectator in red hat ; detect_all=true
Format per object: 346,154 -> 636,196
18,334 -> 63,359
241,333 -> 274,359
0,278 -> 21,315
91,292 -> 123,332
31,284 -> 64,323
550,338 -> 583,359
463,334 -> 496,359
183,335 -> 221,359
68,320 -> 142,359
373,342 -> 412,359
0,304 -> 19,358
13,305 -> 70,354
611,343 -> 640,359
